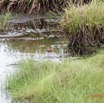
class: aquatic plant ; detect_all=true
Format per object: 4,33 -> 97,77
7,54 -> 104,102
61,1 -> 104,55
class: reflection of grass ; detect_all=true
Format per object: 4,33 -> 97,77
8,53 -> 104,103
5,36 -> 65,53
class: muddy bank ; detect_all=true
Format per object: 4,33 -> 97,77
0,12 -> 104,56
67,25 -> 104,55
0,14 -> 62,38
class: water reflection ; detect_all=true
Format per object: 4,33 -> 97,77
5,35 -> 68,55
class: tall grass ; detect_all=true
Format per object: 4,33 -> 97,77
60,1 -> 104,55
61,1 -> 104,33
8,53 -> 104,103
0,12 -> 11,32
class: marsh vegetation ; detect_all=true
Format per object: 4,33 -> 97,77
61,1 -> 104,55
0,0 -> 104,55
0,0 -> 91,13
0,12 -> 11,31
8,52 -> 104,103
0,0 -> 104,103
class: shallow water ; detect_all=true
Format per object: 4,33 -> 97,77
0,40 -> 17,103
0,14 -> 69,102
0,34 -> 68,103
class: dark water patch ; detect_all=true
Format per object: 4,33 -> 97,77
0,15 -> 61,39
9,15 -> 59,29
10,18 -> 60,33
9,15 -> 59,24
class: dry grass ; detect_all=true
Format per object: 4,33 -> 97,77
0,0 -> 92,13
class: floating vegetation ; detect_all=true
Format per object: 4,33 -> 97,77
61,1 -> 104,55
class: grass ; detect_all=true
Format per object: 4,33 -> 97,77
61,1 -> 104,33
7,52 -> 104,103
60,1 -> 104,55
0,12 -> 11,31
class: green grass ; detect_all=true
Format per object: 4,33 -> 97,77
0,12 -> 11,31
8,52 -> 104,103
61,1 -> 104,34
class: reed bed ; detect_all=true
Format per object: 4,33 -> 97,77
7,53 -> 104,103
0,0 -> 68,13
0,0 -> 91,13
61,1 -> 104,55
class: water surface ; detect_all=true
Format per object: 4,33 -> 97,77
0,34 -> 68,103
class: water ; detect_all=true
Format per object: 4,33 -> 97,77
0,15 -> 69,102
0,34 -> 68,103
0,41 -> 17,103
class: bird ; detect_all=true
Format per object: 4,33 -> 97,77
45,46 -> 60,59
46,46 -> 53,52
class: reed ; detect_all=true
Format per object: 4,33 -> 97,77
0,0 -> 67,13
0,0 -> 92,13
61,1 -> 104,55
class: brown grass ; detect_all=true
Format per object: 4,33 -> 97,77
0,0 -> 92,14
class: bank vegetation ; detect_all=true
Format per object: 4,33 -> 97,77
0,0 -> 91,13
61,1 -> 104,55
7,53 -> 104,103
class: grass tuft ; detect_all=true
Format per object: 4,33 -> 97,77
60,1 -> 104,55
61,1 -> 104,33
0,12 -> 11,31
